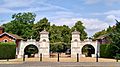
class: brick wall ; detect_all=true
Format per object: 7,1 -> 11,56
0,35 -> 15,42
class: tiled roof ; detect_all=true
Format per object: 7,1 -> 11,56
0,26 -> 4,30
0,32 -> 23,40
8,33 -> 23,39
96,34 -> 108,39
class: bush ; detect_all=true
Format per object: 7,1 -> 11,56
0,42 -> 16,59
100,44 -> 106,58
100,44 -> 117,58
100,44 -> 113,58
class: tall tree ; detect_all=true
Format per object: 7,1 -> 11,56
33,17 -> 50,40
109,20 -> 120,57
2,12 -> 36,39
49,24 -> 71,52
93,29 -> 106,39
93,26 -> 113,39
71,21 -> 87,41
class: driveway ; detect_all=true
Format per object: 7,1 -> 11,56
0,62 -> 120,67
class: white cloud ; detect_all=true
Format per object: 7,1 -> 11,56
0,0 -> 116,37
0,8 -> 14,13
85,0 -> 100,4
43,3 -> 69,11
91,10 -> 120,17
0,20 -> 11,25
0,0 -> 69,14
106,15 -> 116,22
50,18 -> 109,36
1,0 -> 35,8
84,0 -> 120,4
105,15 -> 120,25
104,10 -> 120,15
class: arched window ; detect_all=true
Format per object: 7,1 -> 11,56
74,39 -> 78,42
3,39 -> 8,42
43,39 -> 46,42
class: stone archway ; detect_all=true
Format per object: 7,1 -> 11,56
24,44 -> 39,58
17,30 -> 50,58
81,44 -> 95,57
71,30 -> 100,58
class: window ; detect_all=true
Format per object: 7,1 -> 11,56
74,39 -> 78,42
3,39 -> 8,42
43,39 -> 46,42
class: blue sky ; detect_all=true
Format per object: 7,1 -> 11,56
0,0 -> 120,36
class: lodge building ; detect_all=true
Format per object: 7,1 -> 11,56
0,26 -> 22,47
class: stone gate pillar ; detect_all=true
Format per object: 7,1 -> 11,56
39,29 -> 49,58
71,30 -> 81,58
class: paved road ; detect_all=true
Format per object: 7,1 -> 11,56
0,62 -> 120,67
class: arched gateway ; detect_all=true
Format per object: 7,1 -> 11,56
71,30 -> 100,58
17,29 -> 99,58
17,30 -> 49,58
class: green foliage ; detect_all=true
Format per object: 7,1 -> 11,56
2,12 -> 88,53
50,43 -> 64,53
93,30 -> 106,39
108,20 -> 120,57
24,45 -> 38,54
2,12 -> 36,39
71,21 -> 87,41
100,44 -> 116,58
33,17 -> 50,40
93,26 -> 113,39
0,42 -> 16,59
82,45 -> 95,57
49,25 -> 71,52
95,20 -> 120,58
114,54 -> 120,60
100,44 -> 108,58
24,45 -> 38,57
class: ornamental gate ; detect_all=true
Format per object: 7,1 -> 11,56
71,30 -> 100,58
16,29 -> 99,58
17,30 -> 50,58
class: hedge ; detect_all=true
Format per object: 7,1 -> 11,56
0,42 -> 16,59
100,44 -> 115,58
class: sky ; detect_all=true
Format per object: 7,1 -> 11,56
0,0 -> 120,37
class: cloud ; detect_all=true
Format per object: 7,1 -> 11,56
84,0 -> 100,4
0,0 -> 116,37
0,8 -> 14,13
1,0 -> 35,8
106,15 -> 116,22
0,20 -> 10,25
91,10 -> 120,17
0,0 -> 69,14
105,15 -> 120,25
50,17 -> 109,36
104,10 -> 120,15
84,0 -> 120,4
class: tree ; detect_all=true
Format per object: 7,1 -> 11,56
49,25 -> 63,53
71,21 -> 87,41
93,26 -> 113,39
2,12 -> 36,39
33,17 -> 50,40
93,29 -> 107,39
49,24 -> 71,52
109,20 -> 120,57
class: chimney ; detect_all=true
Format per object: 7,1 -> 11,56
0,27 -> 4,34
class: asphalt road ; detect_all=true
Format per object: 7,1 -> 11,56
0,62 -> 120,67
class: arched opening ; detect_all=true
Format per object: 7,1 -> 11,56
24,44 -> 39,58
82,44 -> 95,57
